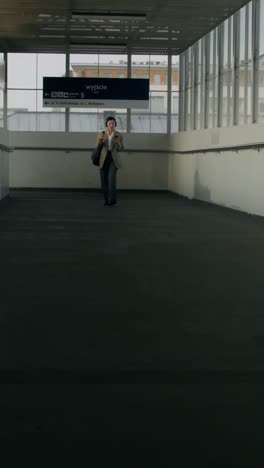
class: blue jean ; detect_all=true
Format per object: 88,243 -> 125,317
100,151 -> 117,203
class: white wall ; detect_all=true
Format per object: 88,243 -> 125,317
7,124 -> 264,217
0,128 -> 9,200
168,123 -> 264,216
9,132 -> 169,191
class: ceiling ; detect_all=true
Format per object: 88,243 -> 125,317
0,0 -> 250,55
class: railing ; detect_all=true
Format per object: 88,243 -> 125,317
11,142 -> 264,154
0,143 -> 13,152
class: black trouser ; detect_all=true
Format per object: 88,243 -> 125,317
100,151 -> 117,203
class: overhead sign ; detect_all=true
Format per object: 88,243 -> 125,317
43,77 -> 149,108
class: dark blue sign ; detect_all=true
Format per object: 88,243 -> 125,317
43,77 -> 149,108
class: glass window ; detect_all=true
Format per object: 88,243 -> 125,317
0,90 -> 3,128
259,0 -> 264,57
239,6 -> 246,65
247,3 -> 252,64
0,53 -> 5,91
37,53 -> 65,89
172,55 -> 179,90
8,53 -> 37,89
6,51 -> 179,134
7,90 -> 37,130
7,53 -> 66,131
153,74 -> 161,84
69,54 -> 128,131
150,93 -> 166,113
99,55 -> 127,78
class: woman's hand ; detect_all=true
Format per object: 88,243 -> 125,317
99,131 -> 105,142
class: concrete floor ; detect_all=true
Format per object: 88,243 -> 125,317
0,190 -> 264,466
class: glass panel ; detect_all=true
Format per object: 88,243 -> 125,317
69,110 -> 127,133
260,0 -> 264,56
172,55 -> 179,91
7,90 -> 37,130
99,54 -> 127,78
131,96 -> 150,133
36,91 -> 65,131
150,55 -> 168,90
258,62 -> 264,122
70,54 -> 128,124
131,113 -> 151,133
247,3 -> 252,64
222,71 -> 234,127
187,87 -> 192,130
209,30 -> 218,80
70,110 -> 99,132
239,6 -> 246,65
238,68 -> 246,125
150,91 -> 167,113
245,66 -> 252,124
0,53 -> 5,91
151,114 -> 167,133
132,54 -> 168,91
171,91 -> 179,132
195,84 -> 202,130
229,17 -> 234,70
8,89 -> 36,112
70,54 -> 99,77
223,19 -> 229,71
37,53 -> 66,89
0,90 -> 3,127
8,53 -> 37,89
208,78 -> 218,128
197,39 -> 204,84
131,55 -> 150,81
36,112 -> 65,132
187,49 -> 193,88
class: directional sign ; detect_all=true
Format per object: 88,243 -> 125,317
43,77 -> 149,108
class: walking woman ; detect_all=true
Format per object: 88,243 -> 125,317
96,116 -> 124,206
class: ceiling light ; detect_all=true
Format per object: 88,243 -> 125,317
72,11 -> 146,21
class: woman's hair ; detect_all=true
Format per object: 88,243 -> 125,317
105,116 -> 117,127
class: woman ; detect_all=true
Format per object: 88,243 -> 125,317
96,116 -> 124,206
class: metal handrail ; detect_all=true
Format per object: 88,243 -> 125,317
0,144 -> 13,152
169,142 -> 264,154
13,146 -> 168,153
10,142 -> 264,154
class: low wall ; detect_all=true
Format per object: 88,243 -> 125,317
169,124 -> 264,217
9,132 -> 169,191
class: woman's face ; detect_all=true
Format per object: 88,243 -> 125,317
106,119 -> 116,133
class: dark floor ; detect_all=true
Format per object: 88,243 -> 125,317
1,190 -> 264,466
